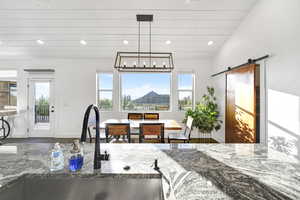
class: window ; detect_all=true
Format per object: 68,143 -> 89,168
0,70 -> 18,108
178,73 -> 194,111
121,73 -> 171,111
97,73 -> 113,111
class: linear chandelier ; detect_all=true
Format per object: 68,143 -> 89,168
114,14 -> 174,72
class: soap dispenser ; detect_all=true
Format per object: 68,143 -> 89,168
50,143 -> 64,171
69,139 -> 84,172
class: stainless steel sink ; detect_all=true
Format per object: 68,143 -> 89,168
0,174 -> 164,200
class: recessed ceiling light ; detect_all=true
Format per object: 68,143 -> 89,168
36,40 -> 45,45
208,41 -> 214,46
165,40 -> 171,45
123,40 -> 129,45
80,40 -> 87,45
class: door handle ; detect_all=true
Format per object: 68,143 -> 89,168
51,106 -> 55,113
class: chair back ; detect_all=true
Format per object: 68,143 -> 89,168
128,113 -> 143,120
184,116 -> 194,139
87,113 -> 96,127
186,116 -> 193,129
139,123 -> 164,143
105,123 -> 130,142
144,113 -> 159,120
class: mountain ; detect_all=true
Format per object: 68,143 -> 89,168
133,91 -> 169,105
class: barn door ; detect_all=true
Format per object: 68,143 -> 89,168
225,64 -> 260,143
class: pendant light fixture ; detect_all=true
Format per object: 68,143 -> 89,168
114,14 -> 174,72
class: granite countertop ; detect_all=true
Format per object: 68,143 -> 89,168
0,143 -> 299,200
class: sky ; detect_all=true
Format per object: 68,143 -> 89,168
98,74 -> 113,100
122,73 -> 170,100
35,82 -> 50,100
98,73 -> 113,90
98,73 -> 193,100
178,74 -> 193,90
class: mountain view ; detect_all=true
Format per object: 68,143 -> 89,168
122,91 -> 170,111
133,91 -> 169,105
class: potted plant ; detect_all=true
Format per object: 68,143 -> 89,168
184,86 -> 222,134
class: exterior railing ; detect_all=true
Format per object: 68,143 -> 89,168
35,104 -> 49,123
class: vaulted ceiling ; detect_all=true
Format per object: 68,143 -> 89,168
0,0 -> 258,60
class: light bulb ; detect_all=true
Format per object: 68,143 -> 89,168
80,40 -> 87,45
36,40 -> 45,45
208,41 -> 214,46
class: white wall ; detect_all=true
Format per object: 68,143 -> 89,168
212,0 -> 300,157
0,57 -> 212,138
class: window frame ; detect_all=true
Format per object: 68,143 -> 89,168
97,72 -> 114,112
119,72 -> 172,112
0,69 -> 18,108
177,73 -> 195,111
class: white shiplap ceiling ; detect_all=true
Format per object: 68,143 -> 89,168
0,0 -> 258,59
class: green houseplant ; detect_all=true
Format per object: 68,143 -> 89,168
184,87 -> 222,133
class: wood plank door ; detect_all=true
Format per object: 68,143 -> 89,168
225,64 -> 260,143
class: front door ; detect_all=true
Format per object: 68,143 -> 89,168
28,79 -> 55,137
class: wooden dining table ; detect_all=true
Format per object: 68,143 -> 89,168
98,119 -> 182,130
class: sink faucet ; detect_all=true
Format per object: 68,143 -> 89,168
153,159 -> 174,199
80,104 -> 101,170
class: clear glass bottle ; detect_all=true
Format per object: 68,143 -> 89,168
50,143 -> 64,171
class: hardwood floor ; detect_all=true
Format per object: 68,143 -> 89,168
5,138 -> 75,144
4,137 -> 218,144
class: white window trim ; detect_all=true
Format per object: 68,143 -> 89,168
177,73 -> 195,111
0,69 -> 19,109
97,72 -> 114,112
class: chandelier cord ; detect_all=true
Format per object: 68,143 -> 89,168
138,21 -> 141,67
149,21 -> 152,67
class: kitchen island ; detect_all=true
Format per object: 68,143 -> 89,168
0,143 -> 299,200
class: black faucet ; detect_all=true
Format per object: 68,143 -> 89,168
80,104 -> 101,170
152,159 -> 173,198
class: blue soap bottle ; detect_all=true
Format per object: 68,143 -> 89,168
69,140 -> 84,172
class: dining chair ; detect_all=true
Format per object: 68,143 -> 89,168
86,114 -> 96,143
105,123 -> 131,143
127,113 -> 143,137
87,114 -> 107,143
139,123 -> 164,143
128,113 -> 144,120
168,116 -> 193,143
144,113 -> 159,120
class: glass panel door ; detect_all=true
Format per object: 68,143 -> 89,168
28,79 -> 55,137
34,82 -> 50,129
